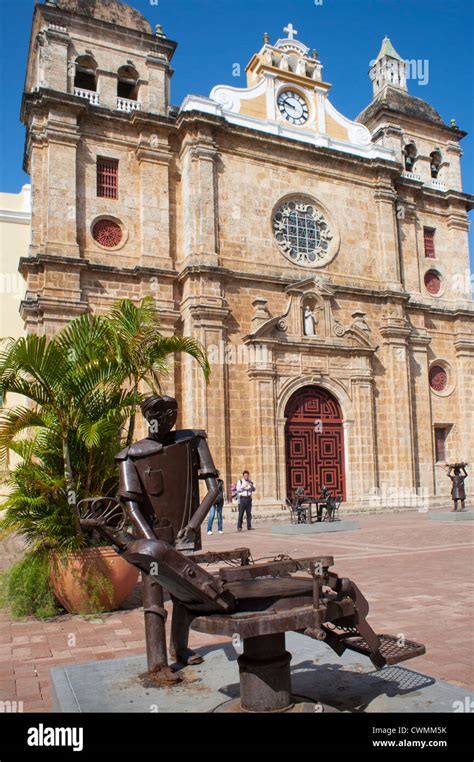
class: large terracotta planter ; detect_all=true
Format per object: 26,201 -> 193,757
50,546 -> 139,615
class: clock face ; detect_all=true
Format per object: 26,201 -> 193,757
277,90 -> 309,125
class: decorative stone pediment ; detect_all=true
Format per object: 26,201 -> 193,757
244,277 -> 375,352
180,25 -> 395,162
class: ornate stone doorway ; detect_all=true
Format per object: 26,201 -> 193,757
284,385 -> 346,501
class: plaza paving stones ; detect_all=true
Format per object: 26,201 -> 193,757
0,510 -> 473,712
271,519 -> 360,534
50,634 -> 473,713
429,511 -> 474,521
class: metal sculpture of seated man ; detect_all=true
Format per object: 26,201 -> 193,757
80,395 -> 229,683
319,486 -> 341,522
79,396 -> 425,712
292,487 -> 311,523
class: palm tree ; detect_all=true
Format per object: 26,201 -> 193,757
0,298 -> 210,544
0,325 -> 137,529
102,297 -> 210,445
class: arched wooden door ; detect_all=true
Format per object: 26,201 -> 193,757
284,386 -> 346,501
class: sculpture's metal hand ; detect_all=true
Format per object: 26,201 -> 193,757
175,524 -> 197,551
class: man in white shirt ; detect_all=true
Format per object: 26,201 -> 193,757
237,470 -> 256,531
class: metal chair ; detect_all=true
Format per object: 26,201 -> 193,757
121,535 -> 426,712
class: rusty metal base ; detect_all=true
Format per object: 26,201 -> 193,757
139,665 -> 181,687
215,631 -> 342,713
213,696 -> 340,713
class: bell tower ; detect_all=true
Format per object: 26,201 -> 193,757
20,0 -> 179,335
369,36 -> 407,96
24,0 -> 177,115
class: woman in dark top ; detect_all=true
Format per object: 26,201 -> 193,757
207,471 -> 225,534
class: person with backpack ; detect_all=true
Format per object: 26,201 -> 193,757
207,471 -> 225,534
236,470 -> 256,531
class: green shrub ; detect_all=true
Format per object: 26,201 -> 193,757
0,552 -> 61,619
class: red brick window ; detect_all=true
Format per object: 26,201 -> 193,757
434,427 -> 448,463
423,227 -> 436,258
97,157 -> 118,199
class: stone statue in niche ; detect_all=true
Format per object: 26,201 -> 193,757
303,304 -> 317,336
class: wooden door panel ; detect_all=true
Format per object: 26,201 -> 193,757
285,386 -> 346,501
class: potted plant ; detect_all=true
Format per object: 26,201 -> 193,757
0,298 -> 209,616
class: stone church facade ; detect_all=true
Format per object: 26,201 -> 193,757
19,1 -> 473,512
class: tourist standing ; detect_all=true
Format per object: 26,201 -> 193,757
207,472 -> 225,534
237,470 -> 256,531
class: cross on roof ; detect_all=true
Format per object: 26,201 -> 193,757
283,22 -> 298,40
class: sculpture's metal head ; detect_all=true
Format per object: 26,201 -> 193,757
141,395 -> 178,441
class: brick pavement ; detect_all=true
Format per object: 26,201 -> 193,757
0,511 -> 472,712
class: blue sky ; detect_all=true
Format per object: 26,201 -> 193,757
0,0 -> 473,263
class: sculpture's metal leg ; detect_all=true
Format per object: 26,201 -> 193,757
142,574 -> 180,685
169,601 -> 203,665
213,632 -> 338,713
239,633 -> 292,712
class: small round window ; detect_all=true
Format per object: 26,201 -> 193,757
424,270 -> 442,295
429,365 -> 448,392
92,218 -> 123,248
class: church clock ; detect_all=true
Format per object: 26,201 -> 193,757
277,90 -> 309,125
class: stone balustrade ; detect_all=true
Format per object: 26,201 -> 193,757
74,87 -> 99,105
116,97 -> 141,113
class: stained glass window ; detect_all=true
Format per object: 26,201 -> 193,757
273,200 -> 332,266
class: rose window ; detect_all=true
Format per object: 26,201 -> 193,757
273,200 -> 333,266
429,365 -> 447,392
424,270 -> 442,295
92,219 -> 122,248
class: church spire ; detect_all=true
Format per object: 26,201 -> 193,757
370,36 -> 407,97
375,35 -> 403,63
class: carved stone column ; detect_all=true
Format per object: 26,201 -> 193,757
454,335 -> 474,465
409,331 -> 435,502
379,313 -> 416,492
135,136 -> 172,271
145,53 -> 172,116
350,375 -> 378,504
396,198 -> 421,295
179,129 -> 219,267
374,182 -> 402,290
42,25 -> 69,92
179,292 -> 230,485
247,359 -> 279,506
44,108 -> 80,258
